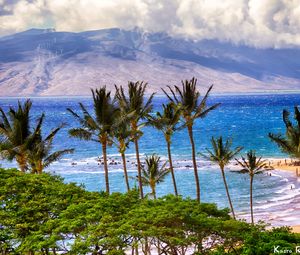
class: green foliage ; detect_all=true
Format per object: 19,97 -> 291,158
269,106 -> 300,159
236,150 -> 269,176
115,81 -> 154,127
0,168 -> 299,254
162,77 -> 220,126
162,77 -> 221,202
68,87 -> 120,142
0,100 -> 35,171
0,101 -> 72,174
200,136 -> 242,220
68,87 -> 122,194
115,81 -> 155,199
27,122 -> 74,174
148,102 -> 183,140
0,168 -> 89,254
140,154 -> 170,198
239,226 -> 300,255
201,136 -> 243,168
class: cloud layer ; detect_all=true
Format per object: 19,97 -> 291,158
1,0 -> 300,48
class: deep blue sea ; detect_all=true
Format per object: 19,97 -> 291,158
0,93 -> 299,225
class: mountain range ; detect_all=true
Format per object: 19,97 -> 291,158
1,27 -> 300,96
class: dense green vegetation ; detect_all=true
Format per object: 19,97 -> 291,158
0,168 -> 299,255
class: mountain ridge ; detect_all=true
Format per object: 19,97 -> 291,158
0,28 -> 300,96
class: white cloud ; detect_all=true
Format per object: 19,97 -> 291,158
0,0 -> 300,48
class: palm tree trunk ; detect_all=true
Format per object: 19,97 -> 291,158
134,137 -> 144,198
121,151 -> 130,192
101,139 -> 110,194
151,184 -> 157,199
220,166 -> 236,219
167,140 -> 178,196
16,155 -> 27,173
37,160 -> 43,174
187,125 -> 200,202
250,175 -> 254,224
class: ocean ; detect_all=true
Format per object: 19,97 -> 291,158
0,93 -> 299,226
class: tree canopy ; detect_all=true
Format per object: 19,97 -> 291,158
0,168 -> 299,255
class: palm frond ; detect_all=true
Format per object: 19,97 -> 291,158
43,149 -> 74,169
235,150 -> 268,176
200,136 -> 243,166
69,128 -> 93,141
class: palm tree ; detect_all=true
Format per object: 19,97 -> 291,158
113,121 -> 132,191
200,136 -> 242,219
27,120 -> 74,174
163,77 -> 220,202
269,107 -> 300,160
235,150 -> 268,224
148,102 -> 182,196
68,87 -> 119,194
115,81 -> 154,199
0,100 -> 36,172
141,154 -> 170,199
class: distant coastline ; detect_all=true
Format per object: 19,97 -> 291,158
2,90 -> 300,98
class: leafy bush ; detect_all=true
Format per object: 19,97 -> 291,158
0,168 -> 299,254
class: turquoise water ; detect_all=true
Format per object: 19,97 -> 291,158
0,93 -> 299,225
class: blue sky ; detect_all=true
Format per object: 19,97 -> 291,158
1,0 -> 300,48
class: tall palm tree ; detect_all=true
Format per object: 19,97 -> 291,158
115,81 -> 154,199
27,120 -> 74,174
148,102 -> 182,196
68,87 -> 119,194
113,121 -> 132,192
141,154 -> 170,199
269,107 -> 300,159
163,77 -> 220,202
200,136 -> 242,219
0,100 -> 36,172
235,150 -> 268,224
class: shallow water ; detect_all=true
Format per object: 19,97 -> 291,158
1,93 -> 300,225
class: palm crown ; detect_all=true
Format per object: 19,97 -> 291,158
0,100 -> 40,171
269,107 -> 300,159
0,100 -> 32,159
68,87 -> 119,142
141,154 -> 170,198
201,137 -> 243,168
115,81 -> 154,131
148,102 -> 182,141
113,121 -> 132,153
235,150 -> 268,176
28,121 -> 74,174
162,77 -> 220,126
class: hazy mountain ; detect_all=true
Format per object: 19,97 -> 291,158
1,27 -> 300,96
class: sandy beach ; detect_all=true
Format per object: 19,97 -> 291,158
268,158 -> 300,176
292,225 -> 300,233
267,158 -> 300,233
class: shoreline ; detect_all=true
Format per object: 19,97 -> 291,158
268,158 -> 300,176
1,156 -> 299,232
292,225 -> 300,233
266,158 -> 300,233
